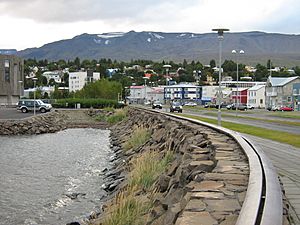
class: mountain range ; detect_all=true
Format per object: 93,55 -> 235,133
17,31 -> 300,66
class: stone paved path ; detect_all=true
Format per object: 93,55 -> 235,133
243,134 -> 300,225
176,127 -> 249,225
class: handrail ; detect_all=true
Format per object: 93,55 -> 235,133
134,107 -> 283,225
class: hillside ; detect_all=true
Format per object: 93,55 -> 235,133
17,31 -> 300,66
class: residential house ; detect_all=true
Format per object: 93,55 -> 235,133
69,71 -> 100,92
230,88 -> 248,104
42,71 -> 62,84
247,85 -> 266,108
265,76 -> 300,108
293,83 -> 300,111
0,55 -> 24,105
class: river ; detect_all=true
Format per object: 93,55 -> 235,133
0,128 -> 112,225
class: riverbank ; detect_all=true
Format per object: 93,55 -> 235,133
0,109 -> 110,135
88,108 -> 250,225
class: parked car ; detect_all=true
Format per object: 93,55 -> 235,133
226,104 -> 234,110
280,106 -> 293,111
184,102 -> 197,107
204,103 -> 216,108
170,102 -> 182,113
229,103 -> 247,111
17,99 -> 52,113
152,101 -> 163,109
246,104 -> 255,110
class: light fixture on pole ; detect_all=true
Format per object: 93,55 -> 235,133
163,65 -> 171,85
212,28 -> 230,126
232,49 -> 244,116
32,77 -> 38,116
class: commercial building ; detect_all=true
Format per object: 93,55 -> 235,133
0,55 -> 24,106
164,83 -> 201,103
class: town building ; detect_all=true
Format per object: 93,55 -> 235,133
0,55 -> 24,105
69,71 -> 100,92
220,81 -> 265,88
265,76 -> 300,108
128,85 -> 153,104
42,71 -> 63,83
293,83 -> 300,111
230,88 -> 248,104
201,86 -> 220,104
247,85 -> 266,108
164,83 -> 201,103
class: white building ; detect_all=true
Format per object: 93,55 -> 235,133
69,71 -> 100,92
220,81 -> 265,88
201,86 -> 220,103
247,85 -> 266,108
164,83 -> 201,103
42,71 -> 62,83
128,85 -> 153,104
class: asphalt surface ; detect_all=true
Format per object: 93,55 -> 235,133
0,108 -> 44,120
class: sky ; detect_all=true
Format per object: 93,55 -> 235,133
0,0 -> 299,50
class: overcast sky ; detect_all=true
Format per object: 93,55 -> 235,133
0,0 -> 299,50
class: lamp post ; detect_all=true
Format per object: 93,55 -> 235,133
143,77 -> 149,104
163,65 -> 171,85
232,49 -> 245,116
32,77 -> 38,116
212,28 -> 229,126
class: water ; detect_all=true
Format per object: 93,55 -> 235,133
0,128 -> 112,225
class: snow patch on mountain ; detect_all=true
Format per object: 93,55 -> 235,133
97,32 -> 124,39
105,40 -> 110,45
147,38 -> 151,43
148,32 -> 164,40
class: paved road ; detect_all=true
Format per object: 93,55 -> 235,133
0,108 -> 44,120
243,134 -> 300,224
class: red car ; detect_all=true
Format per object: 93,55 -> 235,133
280,106 -> 293,111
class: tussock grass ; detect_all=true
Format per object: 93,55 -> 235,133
106,108 -> 128,124
123,126 -> 151,151
129,151 -> 174,189
103,151 -> 174,225
103,187 -> 150,225
181,114 -> 300,148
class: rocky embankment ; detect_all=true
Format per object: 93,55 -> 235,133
0,109 -> 110,135
93,108 -> 250,225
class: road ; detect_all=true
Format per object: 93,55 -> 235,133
0,108 -> 45,120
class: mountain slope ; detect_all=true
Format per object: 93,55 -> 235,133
17,31 -> 300,66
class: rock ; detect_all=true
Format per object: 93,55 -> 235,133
175,211 -> 218,225
157,174 -> 171,192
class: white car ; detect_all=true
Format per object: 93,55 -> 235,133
184,102 -> 197,107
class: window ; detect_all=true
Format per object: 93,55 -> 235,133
4,59 -> 10,82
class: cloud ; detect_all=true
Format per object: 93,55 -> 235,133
0,0 -> 199,23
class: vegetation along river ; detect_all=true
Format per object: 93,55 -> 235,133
0,128 -> 112,225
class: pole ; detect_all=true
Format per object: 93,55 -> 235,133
34,80 -> 36,116
217,35 -> 223,126
236,54 -> 239,117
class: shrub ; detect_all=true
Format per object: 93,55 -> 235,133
52,98 -> 120,109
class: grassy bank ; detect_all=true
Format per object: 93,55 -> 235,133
181,114 -> 300,148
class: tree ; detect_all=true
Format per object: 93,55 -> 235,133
255,64 -> 268,81
209,59 -> 216,68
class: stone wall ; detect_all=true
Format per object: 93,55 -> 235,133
95,108 -> 249,225
0,111 -> 67,135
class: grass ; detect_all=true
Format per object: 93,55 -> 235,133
180,114 -> 300,148
123,126 -> 151,151
106,108 -> 128,124
103,187 -> 150,225
203,112 -> 300,127
270,112 -> 300,120
103,151 -> 174,225
129,151 -> 174,189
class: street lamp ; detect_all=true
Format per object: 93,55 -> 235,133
212,28 -> 230,126
32,77 -> 38,116
232,49 -> 245,116
163,65 -> 171,85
